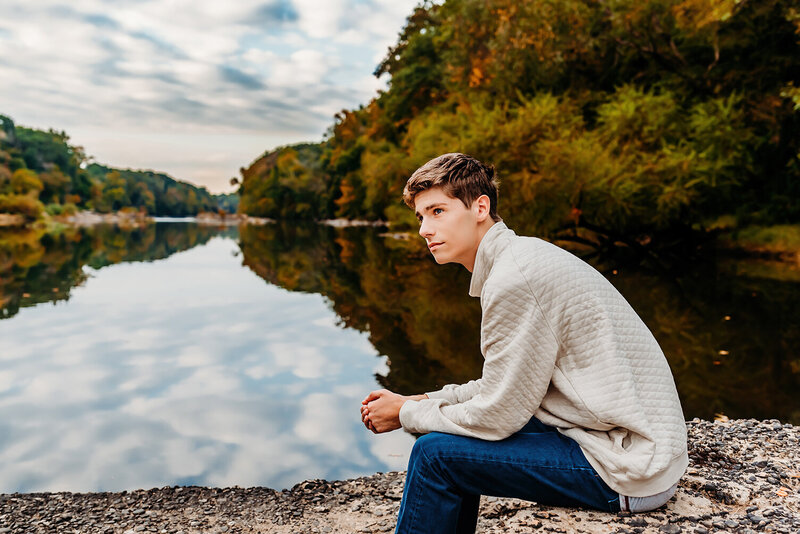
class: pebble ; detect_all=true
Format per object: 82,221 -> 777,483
0,419 -> 796,533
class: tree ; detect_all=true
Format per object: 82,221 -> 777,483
11,169 -> 43,197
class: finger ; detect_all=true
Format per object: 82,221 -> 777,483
363,390 -> 383,403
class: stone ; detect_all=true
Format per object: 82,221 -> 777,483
0,421 -> 796,534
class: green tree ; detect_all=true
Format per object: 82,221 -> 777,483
234,0 -> 800,252
11,169 -> 43,197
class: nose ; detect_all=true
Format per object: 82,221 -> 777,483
419,218 -> 433,239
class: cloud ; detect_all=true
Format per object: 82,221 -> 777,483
0,0 -> 419,192
244,0 -> 299,27
292,0 -> 348,39
219,65 -> 266,90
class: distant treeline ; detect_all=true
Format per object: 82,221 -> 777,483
0,114 -> 233,222
238,0 -> 800,248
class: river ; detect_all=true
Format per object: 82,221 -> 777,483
0,220 -> 797,493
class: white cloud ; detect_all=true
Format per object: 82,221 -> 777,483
0,370 -> 14,393
0,0 -> 419,193
292,0 -> 347,40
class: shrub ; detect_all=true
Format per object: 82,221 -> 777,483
0,194 -> 44,221
45,203 -> 64,216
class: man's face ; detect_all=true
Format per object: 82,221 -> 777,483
414,187 -> 482,269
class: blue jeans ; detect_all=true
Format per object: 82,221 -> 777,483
395,417 -> 620,534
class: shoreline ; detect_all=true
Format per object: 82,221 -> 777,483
3,212 -> 796,266
2,210 -> 798,260
2,419 -> 798,533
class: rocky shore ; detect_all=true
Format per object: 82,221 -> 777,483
1,419 -> 798,533
55,210 -> 151,228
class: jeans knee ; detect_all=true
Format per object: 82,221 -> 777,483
410,432 -> 450,467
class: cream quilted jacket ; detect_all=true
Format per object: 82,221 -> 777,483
399,222 -> 689,497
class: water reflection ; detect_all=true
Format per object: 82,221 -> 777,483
0,221 -> 798,494
238,223 -> 484,393
0,224 -> 413,493
0,223 -> 235,320
238,223 -> 800,425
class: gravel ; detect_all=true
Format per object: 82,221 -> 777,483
1,419 -> 798,533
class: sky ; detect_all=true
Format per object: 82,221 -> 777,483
0,0 -> 420,193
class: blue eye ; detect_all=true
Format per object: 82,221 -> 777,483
433,208 -> 443,215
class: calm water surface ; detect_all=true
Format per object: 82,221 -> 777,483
0,223 -> 412,493
0,221 -> 798,493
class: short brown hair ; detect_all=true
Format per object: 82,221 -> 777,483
403,153 -> 501,221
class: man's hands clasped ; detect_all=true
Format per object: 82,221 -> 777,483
360,389 -> 428,434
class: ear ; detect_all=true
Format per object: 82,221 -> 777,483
473,194 -> 491,222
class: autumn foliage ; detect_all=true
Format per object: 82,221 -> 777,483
238,0 -> 800,248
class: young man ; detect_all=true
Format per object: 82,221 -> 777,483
360,153 -> 688,534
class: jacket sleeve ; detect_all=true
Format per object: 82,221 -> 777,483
425,379 -> 483,404
399,274 -> 560,440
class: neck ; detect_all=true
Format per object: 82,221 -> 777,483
464,219 -> 497,272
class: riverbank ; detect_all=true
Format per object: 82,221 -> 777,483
1,419 -> 797,533
2,210 -> 798,263
55,210 -> 151,228
716,225 -> 800,264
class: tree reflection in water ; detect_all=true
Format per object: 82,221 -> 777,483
239,222 -> 800,425
2,221 -> 797,424
239,222 -> 484,394
0,223 -> 235,320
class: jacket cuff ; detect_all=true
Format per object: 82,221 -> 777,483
399,397 -> 446,433
398,399 -> 418,431
425,388 -> 458,404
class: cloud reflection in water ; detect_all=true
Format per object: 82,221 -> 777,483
0,236 -> 413,493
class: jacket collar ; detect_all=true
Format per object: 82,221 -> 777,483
468,221 -> 514,297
